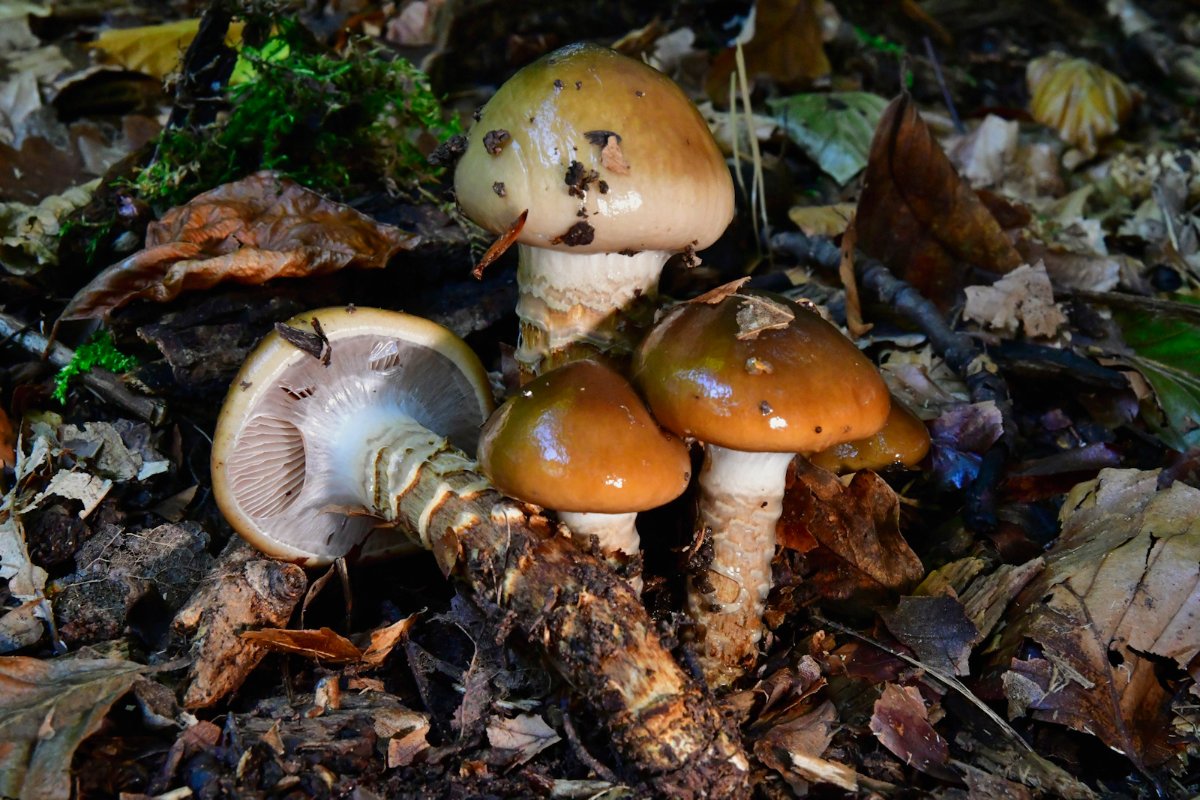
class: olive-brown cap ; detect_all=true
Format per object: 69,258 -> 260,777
633,291 -> 890,453
211,307 -> 493,565
478,359 -> 691,513
809,399 -> 931,473
454,43 -> 733,254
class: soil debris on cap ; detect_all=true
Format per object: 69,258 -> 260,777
565,161 -> 600,198
551,221 -> 596,247
483,130 -> 511,155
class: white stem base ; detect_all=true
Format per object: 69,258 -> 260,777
559,510 -> 643,592
687,446 -> 795,688
516,245 -> 669,377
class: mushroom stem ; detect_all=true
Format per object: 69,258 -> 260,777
688,445 -> 796,689
354,436 -> 750,796
516,245 -> 669,377
558,510 -> 643,592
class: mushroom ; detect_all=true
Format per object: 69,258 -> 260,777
809,398 -> 930,474
633,290 -> 890,687
477,359 -> 691,589
454,43 -> 734,377
211,306 -> 494,565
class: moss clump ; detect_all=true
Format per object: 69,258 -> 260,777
53,331 -> 140,403
136,23 -> 460,209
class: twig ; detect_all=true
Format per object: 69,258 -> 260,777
0,311 -> 167,426
922,37 -> 964,134
561,703 -> 623,784
770,232 -> 1015,530
161,4 -> 238,134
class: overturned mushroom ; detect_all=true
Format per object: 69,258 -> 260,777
211,307 -> 750,796
634,291 -> 890,688
477,359 -> 692,589
455,43 -> 734,377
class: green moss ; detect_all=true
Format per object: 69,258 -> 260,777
135,22 -> 460,209
53,331 -> 140,404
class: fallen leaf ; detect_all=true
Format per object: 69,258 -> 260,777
754,699 -> 854,792
778,459 -> 924,608
59,172 -> 418,322
1027,53 -> 1133,161
948,114 -> 1019,189
928,401 -> 1004,490
1112,303 -> 1200,453
86,19 -> 245,81
0,655 -> 148,800
706,0 -> 831,105
996,468 -> 1200,771
856,94 -> 1023,309
869,684 -> 952,778
485,713 -> 561,766
360,614 -> 419,668
787,203 -> 856,237
0,181 -> 98,274
963,261 -> 1067,338
241,627 -> 364,663
0,407 -> 13,470
769,92 -> 888,184
880,596 -> 977,675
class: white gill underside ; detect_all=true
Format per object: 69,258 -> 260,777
688,446 -> 796,687
515,245 -> 669,373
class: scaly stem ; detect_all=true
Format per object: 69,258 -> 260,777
687,446 -> 795,689
351,423 -> 750,796
516,245 -> 669,378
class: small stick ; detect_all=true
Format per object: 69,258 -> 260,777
0,311 -> 167,426
923,37 -> 964,134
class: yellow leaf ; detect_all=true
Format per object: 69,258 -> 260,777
86,19 -> 245,81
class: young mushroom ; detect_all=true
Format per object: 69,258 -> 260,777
211,306 -> 494,565
454,42 -> 734,377
809,398 -> 931,474
633,290 -> 890,688
477,359 -> 691,590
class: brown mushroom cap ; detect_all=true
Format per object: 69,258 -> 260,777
211,307 -> 493,565
633,292 -> 891,453
809,399 -> 931,473
478,359 -> 691,513
454,43 -> 733,254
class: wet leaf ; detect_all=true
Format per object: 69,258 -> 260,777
856,94 -> 1023,309
1112,304 -> 1200,453
869,684 -> 952,778
86,19 -> 245,81
1027,53 -> 1133,161
997,469 -> 1200,770
59,172 -> 418,322
769,92 -> 888,184
778,460 -> 924,607
0,655 -> 147,800
787,203 -> 856,237
0,406 -> 13,471
706,0 -> 831,104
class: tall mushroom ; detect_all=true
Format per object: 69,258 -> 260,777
211,307 -> 751,795
477,359 -> 692,589
454,43 -> 734,377
633,290 -> 891,687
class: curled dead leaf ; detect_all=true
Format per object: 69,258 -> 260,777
856,94 -> 1023,309
59,172 -> 417,322
706,0 -> 832,104
869,684 -> 954,779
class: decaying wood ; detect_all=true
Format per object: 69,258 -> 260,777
172,537 -> 307,708
363,442 -> 751,798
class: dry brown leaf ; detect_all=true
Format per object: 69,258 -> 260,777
880,596 -> 977,675
360,614 -> 419,668
86,20 -> 245,81
485,714 -> 562,766
778,459 -> 924,608
856,94 -> 1023,309
241,626 -> 364,663
0,407 -> 13,471
0,655 -> 148,800
995,468 -> 1200,771
705,0 -> 831,104
59,172 -> 417,322
753,699 -> 849,792
787,203 -> 855,238
869,684 -> 952,778
962,261 -> 1067,338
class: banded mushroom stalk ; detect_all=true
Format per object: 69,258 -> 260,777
634,290 -> 891,688
454,43 -> 733,378
211,307 -> 750,796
